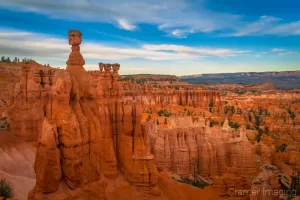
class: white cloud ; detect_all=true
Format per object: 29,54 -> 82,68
231,16 -> 300,36
272,48 -> 286,52
231,16 -> 281,36
266,21 -> 300,36
1,29 -> 299,75
0,29 -> 250,66
255,48 -> 299,57
167,29 -> 197,38
278,51 -> 298,56
117,19 -> 136,31
142,44 -> 251,57
170,29 -> 187,38
1,0 -> 300,37
0,0 -> 240,37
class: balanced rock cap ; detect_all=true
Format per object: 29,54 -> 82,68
68,30 -> 82,36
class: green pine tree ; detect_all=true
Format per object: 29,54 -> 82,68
1,56 -> 6,62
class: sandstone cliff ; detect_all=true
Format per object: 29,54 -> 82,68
24,30 -> 162,199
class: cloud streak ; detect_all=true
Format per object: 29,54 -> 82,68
0,29 -> 250,64
1,0 -> 300,37
142,44 -> 251,57
272,48 -> 286,52
117,19 -> 137,31
231,16 -> 300,37
1,28 -> 299,74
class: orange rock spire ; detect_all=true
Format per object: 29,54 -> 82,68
66,30 -> 85,66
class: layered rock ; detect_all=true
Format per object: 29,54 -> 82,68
121,81 -> 222,110
27,30 -> 159,199
213,166 -> 249,199
0,131 -> 36,200
5,29 -> 299,200
8,63 -> 49,141
144,115 -> 257,184
225,126 -> 258,182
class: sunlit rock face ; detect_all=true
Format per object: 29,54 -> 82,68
25,30 -> 160,200
143,116 -> 257,184
8,63 -> 52,141
121,81 -> 222,110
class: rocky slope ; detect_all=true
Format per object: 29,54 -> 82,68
0,131 -> 36,200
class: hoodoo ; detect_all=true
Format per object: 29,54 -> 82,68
27,30 -> 160,199
3,29 -> 299,200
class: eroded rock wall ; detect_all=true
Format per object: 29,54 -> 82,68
121,82 -> 222,109
144,117 -> 258,183
26,30 -> 159,199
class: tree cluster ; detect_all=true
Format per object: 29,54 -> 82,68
0,56 -> 50,67
0,179 -> 14,198
0,56 -> 32,63
255,127 -> 269,142
229,121 -> 240,130
157,109 -> 171,117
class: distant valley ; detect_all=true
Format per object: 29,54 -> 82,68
180,71 -> 300,89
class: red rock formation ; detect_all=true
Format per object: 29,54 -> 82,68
157,171 -> 222,200
8,63 -> 46,141
213,166 -> 249,199
143,115 -> 258,185
5,29 -> 299,200
28,30 -> 160,199
121,81 -> 222,110
250,164 -> 283,200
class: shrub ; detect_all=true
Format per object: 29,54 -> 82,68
254,113 -> 262,127
157,109 -> 171,117
210,120 -> 218,127
146,115 -> 151,122
224,106 -> 229,114
289,169 -> 300,198
264,127 -> 269,134
255,128 -> 264,143
179,177 -> 210,189
187,110 -> 191,116
157,110 -> 163,116
248,113 -> 252,122
277,144 -> 288,153
229,121 -> 240,130
179,98 -> 183,106
246,124 -> 251,130
209,99 -> 214,113
288,108 -> 296,120
0,179 -> 14,198
163,110 -> 171,117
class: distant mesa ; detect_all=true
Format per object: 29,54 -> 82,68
180,71 -> 300,89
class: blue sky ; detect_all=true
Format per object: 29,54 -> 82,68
0,0 -> 300,75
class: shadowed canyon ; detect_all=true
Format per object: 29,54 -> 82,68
0,30 -> 299,200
